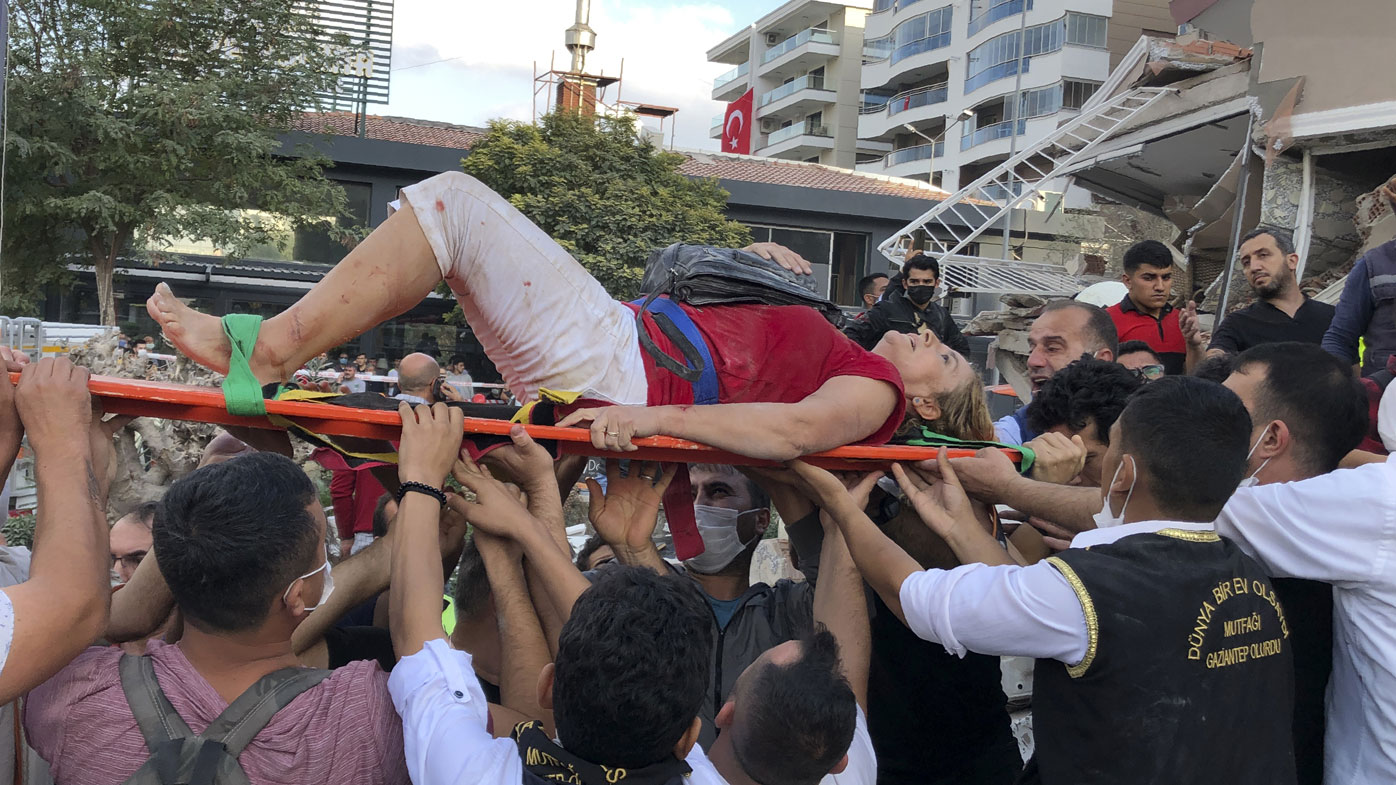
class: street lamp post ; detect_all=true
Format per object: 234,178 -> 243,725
903,108 -> 974,189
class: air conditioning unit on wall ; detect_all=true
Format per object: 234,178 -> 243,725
765,32 -> 781,45
760,118 -> 782,133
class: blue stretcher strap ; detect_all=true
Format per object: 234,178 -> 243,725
631,295 -> 720,405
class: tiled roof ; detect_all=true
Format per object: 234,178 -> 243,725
678,151 -> 948,202
294,112 -> 946,202
292,112 -> 488,150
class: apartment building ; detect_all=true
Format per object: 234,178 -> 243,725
857,0 -> 1174,190
707,0 -> 893,168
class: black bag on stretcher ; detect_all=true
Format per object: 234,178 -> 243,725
631,243 -> 845,400
636,243 -> 844,325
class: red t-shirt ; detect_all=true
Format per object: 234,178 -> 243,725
629,302 -> 907,444
1106,298 -> 1187,375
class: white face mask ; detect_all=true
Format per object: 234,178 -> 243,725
283,558 -> 335,613
684,506 -> 763,575
1092,455 -> 1136,529
1237,425 -> 1273,489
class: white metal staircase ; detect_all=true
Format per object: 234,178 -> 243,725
878,86 -> 1174,295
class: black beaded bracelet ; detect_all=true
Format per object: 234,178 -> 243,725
397,481 -> 447,507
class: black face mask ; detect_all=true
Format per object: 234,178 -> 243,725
906,285 -> 937,305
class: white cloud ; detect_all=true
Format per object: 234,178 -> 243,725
379,0 -> 742,149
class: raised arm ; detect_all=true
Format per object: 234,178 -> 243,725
0,359 -> 111,701
389,402 -> 468,659
787,461 -> 922,624
474,530 -> 553,732
449,454 -> 592,626
812,488 -> 872,709
892,458 -> 1013,568
557,375 -> 900,462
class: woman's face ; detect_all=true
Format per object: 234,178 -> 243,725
872,329 -> 978,399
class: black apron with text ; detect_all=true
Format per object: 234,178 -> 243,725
1023,530 -> 1297,785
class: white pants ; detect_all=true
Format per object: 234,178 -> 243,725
401,172 -> 649,406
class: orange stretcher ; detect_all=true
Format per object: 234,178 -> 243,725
31,374 -> 1017,471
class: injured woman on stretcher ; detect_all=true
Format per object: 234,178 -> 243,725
141,171 -> 1046,562
145,171 -> 989,461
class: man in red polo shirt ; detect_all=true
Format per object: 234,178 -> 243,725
1106,240 -> 1205,375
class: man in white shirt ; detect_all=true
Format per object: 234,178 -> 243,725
385,402 -> 711,785
797,377 -> 1297,785
939,344 -> 1382,784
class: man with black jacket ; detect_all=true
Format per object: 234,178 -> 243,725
845,254 -> 970,355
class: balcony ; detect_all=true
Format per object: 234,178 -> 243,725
712,62 -> 750,102
967,0 -> 1033,38
888,82 -> 948,117
759,120 -> 836,160
761,28 -> 841,80
710,114 -> 724,139
960,118 -> 1026,151
884,141 -> 946,168
892,30 -> 952,65
767,120 -> 831,145
763,28 -> 837,64
757,73 -> 836,119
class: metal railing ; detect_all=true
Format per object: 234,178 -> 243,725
763,28 -> 838,64
766,120 -> 832,145
960,118 -> 1026,150
713,61 -> 749,91
860,94 -> 893,114
886,82 -> 949,116
759,73 -> 828,107
883,141 -> 945,167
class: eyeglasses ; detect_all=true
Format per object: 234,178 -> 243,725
1130,364 -> 1165,381
111,550 -> 148,572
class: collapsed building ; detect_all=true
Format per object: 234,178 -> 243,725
882,0 -> 1396,399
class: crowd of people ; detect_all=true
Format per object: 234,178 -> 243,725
0,170 -> 1393,785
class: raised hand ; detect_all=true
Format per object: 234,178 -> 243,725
1024,432 -> 1087,486
397,402 -> 465,488
1180,301 -> 1207,349
480,423 -> 556,490
15,358 -> 92,458
892,449 -> 979,540
586,460 -> 672,559
446,451 -> 535,539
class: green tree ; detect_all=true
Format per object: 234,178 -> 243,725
3,0 -> 358,323
461,111 -> 751,300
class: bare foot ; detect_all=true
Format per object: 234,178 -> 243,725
146,283 -> 233,375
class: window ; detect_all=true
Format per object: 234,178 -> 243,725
746,225 -> 835,298
1062,79 -> 1101,109
1065,14 -> 1107,48
293,181 -> 372,265
1015,83 -> 1062,119
887,5 -> 953,64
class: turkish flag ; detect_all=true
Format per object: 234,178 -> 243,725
722,89 -> 754,155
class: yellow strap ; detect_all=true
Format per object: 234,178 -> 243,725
266,414 -> 400,464
512,388 -> 584,425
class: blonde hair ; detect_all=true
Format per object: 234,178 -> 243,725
895,375 -> 994,442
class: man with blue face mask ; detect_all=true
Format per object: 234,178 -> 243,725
588,462 -> 819,750
804,377 -> 1298,784
681,464 -> 817,750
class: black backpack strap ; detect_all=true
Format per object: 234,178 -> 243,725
119,654 -> 196,752
200,667 -> 332,757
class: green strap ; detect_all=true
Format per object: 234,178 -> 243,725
902,429 -> 1037,475
221,314 -> 267,416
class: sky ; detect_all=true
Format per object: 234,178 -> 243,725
377,0 -> 769,151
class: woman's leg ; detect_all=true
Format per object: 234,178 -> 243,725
147,205 -> 442,384
148,172 -> 648,404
